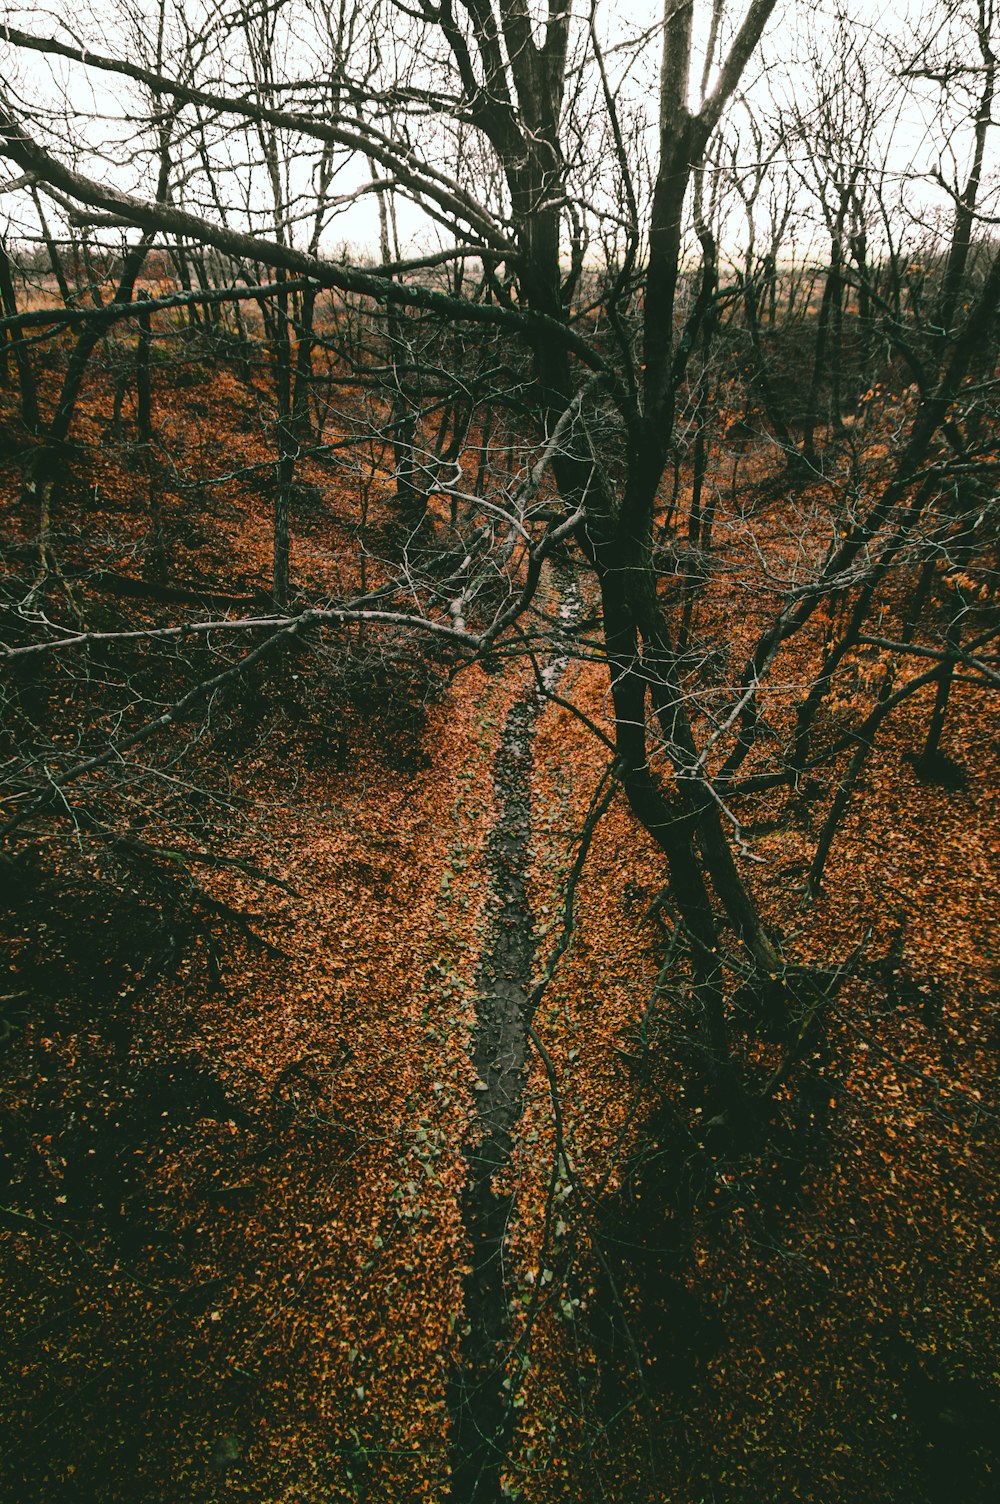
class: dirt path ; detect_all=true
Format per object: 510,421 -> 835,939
447,568 -> 581,1503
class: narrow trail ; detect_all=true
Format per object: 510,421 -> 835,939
447,568 -> 582,1504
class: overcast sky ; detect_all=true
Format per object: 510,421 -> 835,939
0,0 -> 992,262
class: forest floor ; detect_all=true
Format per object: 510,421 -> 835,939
1,332 -> 998,1503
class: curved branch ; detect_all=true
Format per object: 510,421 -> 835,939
0,98 -> 619,387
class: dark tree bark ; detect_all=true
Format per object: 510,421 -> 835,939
0,236 -> 39,431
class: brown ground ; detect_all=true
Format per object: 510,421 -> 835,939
1,311 -> 997,1502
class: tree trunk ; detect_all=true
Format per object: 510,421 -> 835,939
272,273 -> 295,607
0,237 -> 39,431
802,236 -> 843,466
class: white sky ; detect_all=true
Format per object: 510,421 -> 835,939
0,0 -> 994,263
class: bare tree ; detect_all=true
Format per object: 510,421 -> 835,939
3,3 -> 1000,1494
